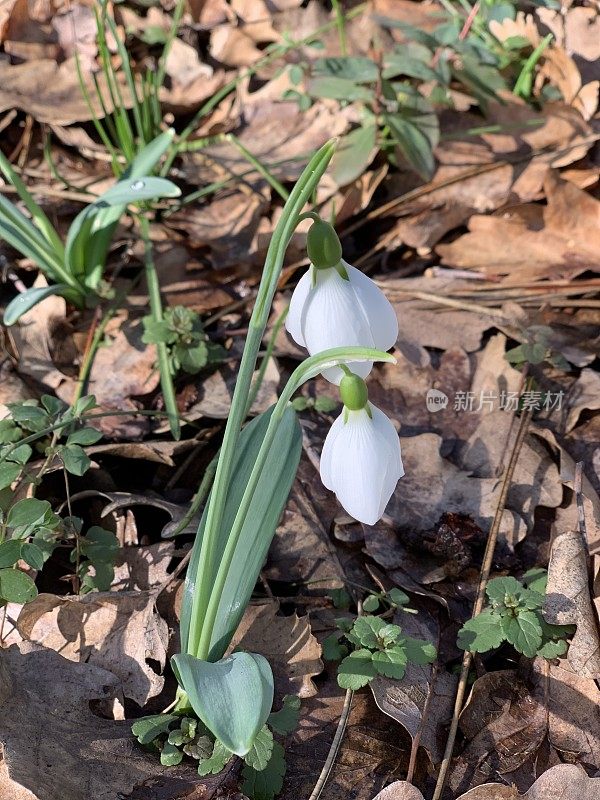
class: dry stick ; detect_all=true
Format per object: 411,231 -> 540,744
432,395 -> 534,800
307,688 -> 354,800
574,461 -> 589,550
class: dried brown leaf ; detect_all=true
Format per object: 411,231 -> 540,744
545,530 -> 600,678
0,57 -> 133,125
566,368 -> 600,433
370,610 -> 456,764
230,601 -> 323,698
17,590 -> 168,706
438,172 -> 600,282
0,644 -> 216,800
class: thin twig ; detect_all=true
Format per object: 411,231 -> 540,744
574,461 -> 588,550
432,384 -> 534,800
307,688 -> 354,800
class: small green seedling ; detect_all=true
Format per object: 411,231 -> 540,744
323,614 -> 436,689
0,394 -> 120,601
142,306 -> 224,376
0,132 -> 180,324
132,695 -> 300,799
457,572 -> 573,659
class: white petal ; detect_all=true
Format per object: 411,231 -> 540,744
301,269 -> 376,384
319,412 -> 345,489
302,269 -> 375,352
346,263 -> 399,351
370,404 -> 404,480
320,405 -> 404,524
285,269 -> 312,347
324,409 -> 395,525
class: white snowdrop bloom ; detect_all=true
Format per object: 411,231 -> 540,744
285,261 -> 398,384
320,402 -> 404,525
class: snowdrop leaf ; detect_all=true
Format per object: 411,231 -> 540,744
171,651 -> 274,757
338,649 -> 377,689
181,406 -> 302,660
3,284 -> 75,326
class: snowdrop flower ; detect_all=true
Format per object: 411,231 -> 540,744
320,372 -> 404,525
285,219 -> 398,384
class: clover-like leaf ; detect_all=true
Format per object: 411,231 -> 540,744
457,610 -> 504,653
500,610 -> 543,657
378,622 -> 403,647
160,741 -> 183,766
131,713 -> 178,745
362,594 -> 380,613
485,576 -> 523,606
404,636 -> 437,665
197,738 -> 233,776
348,616 -> 385,649
372,645 -> 408,679
537,638 -> 568,659
387,588 -> 410,607
268,695 -> 300,736
337,648 -> 377,689
242,740 -> 286,800
244,725 -> 274,772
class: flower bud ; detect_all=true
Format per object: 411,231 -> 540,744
339,372 -> 368,410
306,219 -> 343,270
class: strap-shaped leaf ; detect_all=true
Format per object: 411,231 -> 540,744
65,130 -> 179,285
0,196 -> 65,281
0,150 -> 64,257
3,283 -> 75,325
180,406 -> 301,660
171,651 -> 273,756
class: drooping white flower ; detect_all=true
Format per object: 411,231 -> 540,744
285,261 -> 398,384
320,402 -> 404,525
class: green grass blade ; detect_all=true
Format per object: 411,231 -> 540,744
3,283 -> 80,325
0,151 -> 63,257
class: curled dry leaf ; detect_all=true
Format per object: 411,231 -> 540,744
58,314 -> 160,439
437,171 -> 600,283
179,358 -> 279,421
0,643 -> 155,799
389,101 -> 593,249
229,601 -> 323,698
371,783 -> 425,800
369,609 -> 456,764
17,590 -> 168,706
0,57 -> 133,125
452,658 -> 600,793
544,530 -> 600,678
566,368 -> 600,433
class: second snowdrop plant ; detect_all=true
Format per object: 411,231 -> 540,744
141,141 -> 404,787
